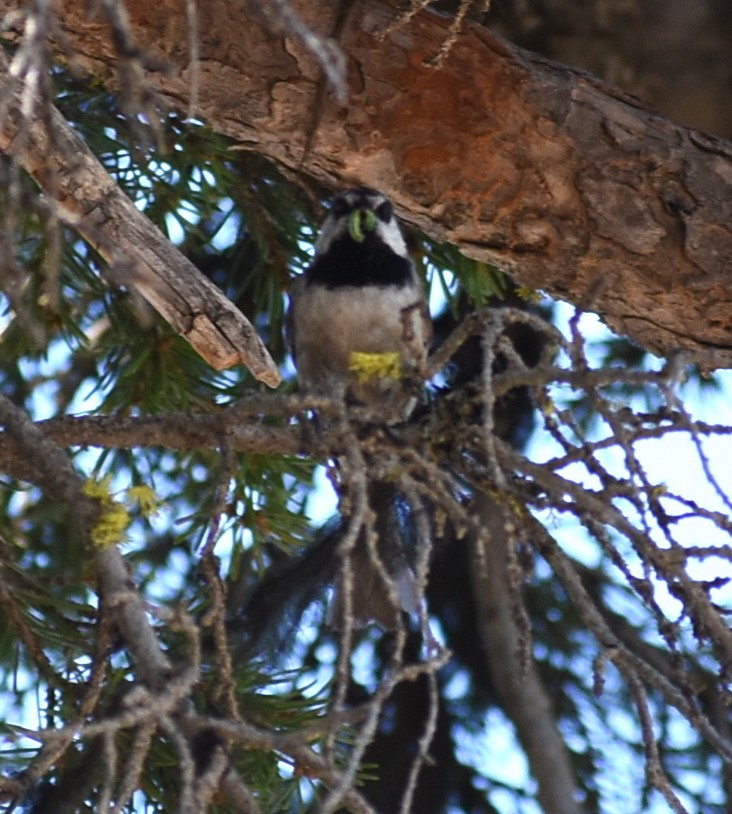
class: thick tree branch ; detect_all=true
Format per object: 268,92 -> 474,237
2,0 -> 730,365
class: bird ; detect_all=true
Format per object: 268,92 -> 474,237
287,187 -> 432,629
287,187 -> 431,419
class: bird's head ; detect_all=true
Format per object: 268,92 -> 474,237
314,188 -> 409,260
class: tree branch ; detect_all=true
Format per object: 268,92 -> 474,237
470,494 -> 583,814
3,0 -> 730,365
0,52 -> 281,386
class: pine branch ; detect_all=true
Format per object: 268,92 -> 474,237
0,52 -> 281,386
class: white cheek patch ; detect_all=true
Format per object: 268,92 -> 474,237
375,218 -> 408,257
314,215 -> 349,255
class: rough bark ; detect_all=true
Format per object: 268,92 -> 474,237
2,0 -> 732,366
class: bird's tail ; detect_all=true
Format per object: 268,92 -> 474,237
328,479 -> 420,630
226,480 -> 421,657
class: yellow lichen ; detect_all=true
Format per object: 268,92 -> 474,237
126,485 -> 163,518
82,474 -> 115,504
515,286 -> 543,304
82,476 -> 131,548
82,478 -> 161,548
348,351 -> 402,382
90,502 -> 131,549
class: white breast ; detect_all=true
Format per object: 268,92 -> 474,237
291,282 -> 430,391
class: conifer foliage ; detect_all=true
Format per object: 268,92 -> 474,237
0,2 -> 731,813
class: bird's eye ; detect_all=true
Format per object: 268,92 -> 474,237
331,197 -> 350,219
376,200 -> 393,222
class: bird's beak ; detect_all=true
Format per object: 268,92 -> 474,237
348,208 -> 378,243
